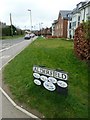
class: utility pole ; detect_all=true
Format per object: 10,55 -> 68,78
28,9 -> 32,32
10,13 -> 13,37
41,22 -> 43,36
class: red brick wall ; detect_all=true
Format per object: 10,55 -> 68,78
58,17 -> 63,37
74,23 -> 90,61
63,19 -> 68,38
54,17 -> 68,38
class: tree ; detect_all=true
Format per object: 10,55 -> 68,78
2,26 -> 11,36
2,25 -> 24,36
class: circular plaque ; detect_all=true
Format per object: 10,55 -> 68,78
43,81 -> 56,91
34,79 -> 41,86
57,81 -> 68,88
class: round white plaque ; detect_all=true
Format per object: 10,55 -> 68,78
33,73 -> 40,79
57,81 -> 68,88
34,79 -> 41,86
40,75 -> 47,81
48,77 -> 57,83
43,81 -> 56,91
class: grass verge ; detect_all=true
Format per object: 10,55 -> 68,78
3,37 -> 88,118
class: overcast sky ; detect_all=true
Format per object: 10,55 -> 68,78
0,0 -> 86,30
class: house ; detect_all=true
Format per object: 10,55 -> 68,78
41,27 -> 52,36
34,27 -> 52,36
52,10 -> 71,38
67,0 -> 90,39
67,12 -> 73,39
52,20 -> 57,36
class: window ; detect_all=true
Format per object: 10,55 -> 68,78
78,22 -> 80,26
69,23 -> 71,29
87,16 -> 90,20
72,21 -> 76,27
78,16 -> 80,22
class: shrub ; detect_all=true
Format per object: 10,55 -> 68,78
74,21 -> 90,61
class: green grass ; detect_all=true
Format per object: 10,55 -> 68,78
3,38 -> 88,118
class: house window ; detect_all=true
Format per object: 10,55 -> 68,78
88,16 -> 90,20
69,23 -> 71,29
72,21 -> 76,27
78,16 -> 80,26
78,22 -> 80,26
69,30 -> 72,39
78,16 -> 80,21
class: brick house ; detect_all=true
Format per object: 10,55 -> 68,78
52,10 -> 71,38
67,1 -> 90,39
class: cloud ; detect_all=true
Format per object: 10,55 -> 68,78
0,0 -> 83,29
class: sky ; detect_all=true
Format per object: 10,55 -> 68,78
0,0 -> 86,30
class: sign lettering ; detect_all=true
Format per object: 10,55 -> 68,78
33,66 -> 68,80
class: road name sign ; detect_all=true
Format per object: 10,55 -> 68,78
33,65 -> 68,95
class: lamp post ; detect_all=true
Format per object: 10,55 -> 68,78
28,9 -> 32,32
41,22 -> 43,36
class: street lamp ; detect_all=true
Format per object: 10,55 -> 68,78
41,22 -> 43,36
28,9 -> 32,32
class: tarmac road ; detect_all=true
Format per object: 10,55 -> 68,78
0,36 -> 39,119
1,38 -> 24,50
0,37 -> 37,69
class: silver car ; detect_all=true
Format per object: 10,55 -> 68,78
24,34 -> 30,39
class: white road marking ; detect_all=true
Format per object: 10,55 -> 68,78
0,55 -> 10,59
0,41 -> 30,70
0,40 -> 26,53
0,37 -> 37,70
0,37 -> 40,119
0,46 -> 13,52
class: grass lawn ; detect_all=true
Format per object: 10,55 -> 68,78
3,37 -> 88,118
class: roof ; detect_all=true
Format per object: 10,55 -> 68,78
76,1 -> 87,7
52,20 -> 58,25
79,0 -> 90,10
72,0 -> 90,14
72,8 -> 80,14
58,10 -> 72,19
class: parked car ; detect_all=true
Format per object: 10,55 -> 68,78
24,34 -> 30,39
30,33 -> 35,38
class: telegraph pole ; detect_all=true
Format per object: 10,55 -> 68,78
41,22 -> 43,36
10,13 -> 13,37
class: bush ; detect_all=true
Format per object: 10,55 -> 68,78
83,20 -> 90,40
74,21 -> 90,61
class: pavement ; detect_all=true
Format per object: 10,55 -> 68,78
2,93 -> 30,118
0,37 -> 41,119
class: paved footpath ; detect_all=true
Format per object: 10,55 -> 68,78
0,37 -> 40,119
2,93 -> 30,118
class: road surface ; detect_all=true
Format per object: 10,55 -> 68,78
0,37 -> 39,119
